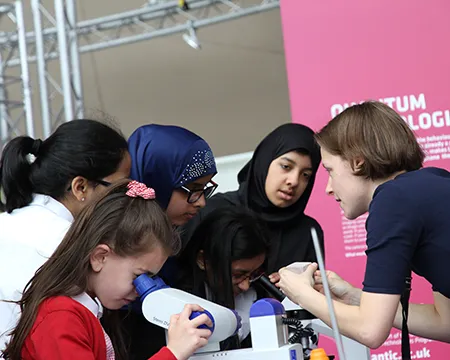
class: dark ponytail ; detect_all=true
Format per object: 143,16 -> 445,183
0,119 -> 128,213
0,137 -> 38,212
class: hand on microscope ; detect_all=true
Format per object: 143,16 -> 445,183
313,270 -> 362,306
277,263 -> 363,308
166,303 -> 213,360
268,272 -> 280,284
277,263 -> 318,305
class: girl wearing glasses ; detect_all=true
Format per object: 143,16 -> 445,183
174,206 -> 269,351
183,123 -> 323,282
0,119 -> 131,350
128,124 -> 218,228
123,124 -> 218,359
127,123 -> 218,285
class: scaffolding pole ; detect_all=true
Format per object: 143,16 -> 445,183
31,0 -> 51,136
66,0 -> 83,119
54,0 -> 73,122
30,0 -> 79,137
15,0 -> 34,138
0,51 -> 9,144
0,1 -> 35,147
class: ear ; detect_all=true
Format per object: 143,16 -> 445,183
69,176 -> 90,202
352,157 -> 365,171
90,244 -> 112,273
196,250 -> 205,270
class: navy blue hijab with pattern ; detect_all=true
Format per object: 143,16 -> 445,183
128,124 -> 217,210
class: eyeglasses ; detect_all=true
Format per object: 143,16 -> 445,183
232,268 -> 265,285
180,180 -> 218,204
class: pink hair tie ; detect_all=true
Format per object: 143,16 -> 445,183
126,180 -> 156,200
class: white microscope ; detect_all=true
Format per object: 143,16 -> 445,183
133,274 -> 370,360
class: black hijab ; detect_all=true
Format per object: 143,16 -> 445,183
181,123 -> 324,277
237,123 -> 321,225
235,123 -> 323,272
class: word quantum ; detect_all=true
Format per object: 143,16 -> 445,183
330,94 -> 450,131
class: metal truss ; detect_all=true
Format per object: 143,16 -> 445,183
0,0 -> 280,144
0,1 -> 34,144
31,0 -> 84,136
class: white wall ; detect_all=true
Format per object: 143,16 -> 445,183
214,152 -> 253,193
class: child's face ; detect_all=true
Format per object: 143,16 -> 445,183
264,151 -> 313,208
89,244 -> 168,310
166,174 -> 214,226
231,253 -> 266,297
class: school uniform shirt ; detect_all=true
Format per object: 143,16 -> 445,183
204,284 -> 257,342
22,293 -> 176,360
234,290 -> 257,342
0,194 -> 73,351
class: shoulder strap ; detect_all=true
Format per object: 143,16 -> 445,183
400,274 -> 412,360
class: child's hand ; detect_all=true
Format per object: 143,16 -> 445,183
167,304 -> 213,360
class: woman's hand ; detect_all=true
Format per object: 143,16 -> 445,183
268,272 -> 280,283
314,269 -> 362,306
277,263 -> 318,305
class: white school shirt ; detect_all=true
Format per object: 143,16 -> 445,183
204,284 -> 257,342
72,293 -> 115,360
0,194 -> 73,353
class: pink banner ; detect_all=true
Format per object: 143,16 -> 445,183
280,1 -> 450,359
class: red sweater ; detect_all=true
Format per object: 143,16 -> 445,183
22,296 -> 177,360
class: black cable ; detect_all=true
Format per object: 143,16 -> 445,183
282,317 -> 315,344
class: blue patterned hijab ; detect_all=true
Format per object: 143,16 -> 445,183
128,124 -> 217,210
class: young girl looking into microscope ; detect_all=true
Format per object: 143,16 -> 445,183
2,180 -> 212,360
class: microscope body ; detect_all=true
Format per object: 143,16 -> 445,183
134,275 -> 304,359
134,274 -> 369,360
282,295 -> 371,360
255,272 -> 371,360
191,298 -> 304,360
135,275 -> 241,352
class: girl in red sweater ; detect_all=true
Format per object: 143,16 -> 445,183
2,179 -> 212,360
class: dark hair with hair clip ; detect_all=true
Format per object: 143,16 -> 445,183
0,119 -> 128,213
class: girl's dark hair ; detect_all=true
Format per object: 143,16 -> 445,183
0,119 -> 128,213
2,179 -> 180,360
177,206 -> 270,309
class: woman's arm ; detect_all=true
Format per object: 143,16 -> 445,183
279,265 -> 399,349
393,292 -> 450,343
314,270 -> 450,343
